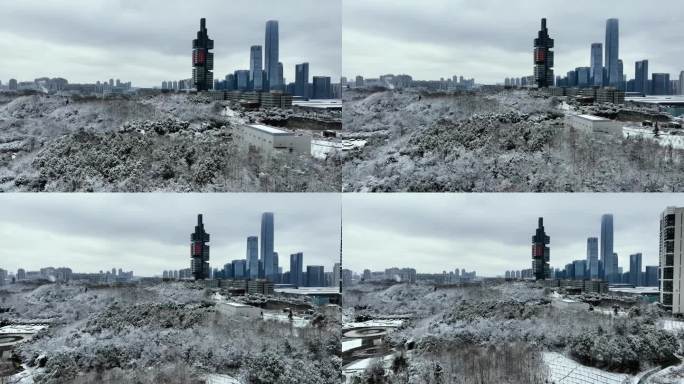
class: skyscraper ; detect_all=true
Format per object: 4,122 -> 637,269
190,214 -> 210,280
531,217 -> 550,280
605,18 -> 619,87
652,73 -> 671,95
260,212 -> 275,280
306,265 -> 325,287
533,18 -> 554,88
290,252 -> 303,287
312,76 -> 332,99
617,59 -> 624,89
629,253 -> 642,286
635,60 -> 649,95
295,63 -> 309,98
246,236 -> 259,279
192,18 -> 214,91
600,214 -> 614,281
590,43 -> 603,86
586,237 -> 599,279
265,20 -> 280,89
660,207 -> 684,314
250,45 -> 264,91
680,71 -> 684,95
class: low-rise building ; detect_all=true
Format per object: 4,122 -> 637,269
236,124 -> 311,156
565,114 -> 617,134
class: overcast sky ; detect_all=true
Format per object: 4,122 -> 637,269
343,0 -> 684,84
343,194 -> 684,277
0,194 -> 341,277
0,0 -> 341,87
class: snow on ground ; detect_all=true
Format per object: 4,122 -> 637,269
0,325 -> 47,334
311,139 -> 341,159
262,312 -> 310,328
343,353 -> 395,375
343,319 -> 404,330
658,319 -> 684,332
543,352 -> 632,384
3,364 -> 39,384
623,126 -> 684,150
204,373 -> 242,384
342,338 -> 363,352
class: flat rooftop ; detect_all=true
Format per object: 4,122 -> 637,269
626,95 -> 684,105
246,124 -> 289,135
576,114 -> 610,121
293,99 -> 342,109
609,286 -> 659,294
275,287 -> 341,295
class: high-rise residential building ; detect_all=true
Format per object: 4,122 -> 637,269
312,76 -> 331,99
265,20 -> 280,89
635,60 -> 649,94
586,237 -> 599,279
295,63 -> 310,98
605,18 -> 620,87
9,79 -> 17,91
246,236 -> 259,279
333,263 -> 341,287
573,260 -> 587,280
617,59 -> 624,89
652,73 -> 671,95
355,76 -> 364,87
679,71 -> 684,95
17,268 -> 26,281
590,43 -> 603,86
531,217 -> 550,280
600,214 -> 614,281
250,45 -> 264,91
533,18 -> 554,88
660,207 -> 684,314
306,265 -> 325,287
576,67 -> 591,88
290,252 -> 303,287
645,265 -> 659,287
190,214 -> 210,280
232,259 -> 247,279
192,18 -> 214,91
629,253 -> 643,286
260,212 -> 275,280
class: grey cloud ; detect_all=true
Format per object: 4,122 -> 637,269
0,194 -> 341,276
0,0 -> 341,86
342,194 -> 684,276
343,0 -> 683,83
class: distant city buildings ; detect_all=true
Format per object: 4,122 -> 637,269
533,18 -> 555,88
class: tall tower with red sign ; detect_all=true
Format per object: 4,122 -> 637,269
192,18 -> 214,92
533,18 -> 554,88
191,214 -> 210,280
531,217 -> 550,280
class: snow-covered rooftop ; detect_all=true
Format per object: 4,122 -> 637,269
247,124 -> 289,135
275,287 -> 340,295
577,114 -> 609,121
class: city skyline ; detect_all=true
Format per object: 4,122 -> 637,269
343,0 -> 683,84
343,194 -> 684,276
0,0 -> 341,87
0,194 -> 340,276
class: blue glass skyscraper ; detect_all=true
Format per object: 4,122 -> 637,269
600,214 -> 614,281
605,19 -> 620,87
290,252 -> 303,287
246,236 -> 259,279
265,20 -> 280,89
590,43 -> 603,86
260,212 -> 275,280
